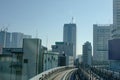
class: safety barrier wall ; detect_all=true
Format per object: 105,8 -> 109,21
29,66 -> 67,80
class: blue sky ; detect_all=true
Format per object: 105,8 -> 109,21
0,0 -> 112,55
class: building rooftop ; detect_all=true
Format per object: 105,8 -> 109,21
2,48 -> 23,54
44,51 -> 59,55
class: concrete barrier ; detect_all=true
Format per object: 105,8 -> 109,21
29,66 -> 66,80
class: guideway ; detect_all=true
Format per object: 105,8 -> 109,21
49,68 -> 77,80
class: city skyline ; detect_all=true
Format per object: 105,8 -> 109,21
0,0 -> 112,55
1,0 -> 120,80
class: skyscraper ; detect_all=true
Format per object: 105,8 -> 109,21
93,24 -> 112,62
0,31 -> 11,48
112,0 -> 120,38
52,42 -> 74,66
63,23 -> 76,60
109,0 -> 120,71
82,41 -> 92,66
0,31 -> 31,53
52,42 -> 73,56
11,32 -> 31,48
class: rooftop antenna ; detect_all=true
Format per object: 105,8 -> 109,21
72,17 -> 73,23
71,17 -> 74,23
1,24 -> 8,32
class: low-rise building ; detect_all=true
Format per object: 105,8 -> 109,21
0,48 -> 23,80
43,51 -> 58,71
0,38 -> 59,80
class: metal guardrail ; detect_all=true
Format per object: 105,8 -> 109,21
29,66 -> 67,80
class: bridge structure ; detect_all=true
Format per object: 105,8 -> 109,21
30,64 -> 120,80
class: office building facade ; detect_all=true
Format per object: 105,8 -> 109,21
52,42 -> 73,56
109,0 -> 120,71
0,31 -> 31,53
112,0 -> 120,38
82,41 -> 92,66
63,23 -> 76,60
93,24 -> 112,62
0,48 -> 23,80
0,31 -> 11,48
11,32 -> 31,48
52,42 -> 74,66
0,31 -> 11,54
0,38 -> 59,80
43,51 -> 58,71
22,39 -> 42,80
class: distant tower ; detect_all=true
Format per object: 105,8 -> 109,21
11,32 -> 31,48
63,18 -> 77,60
71,17 -> 74,23
0,27 -> 10,48
82,41 -> 92,66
